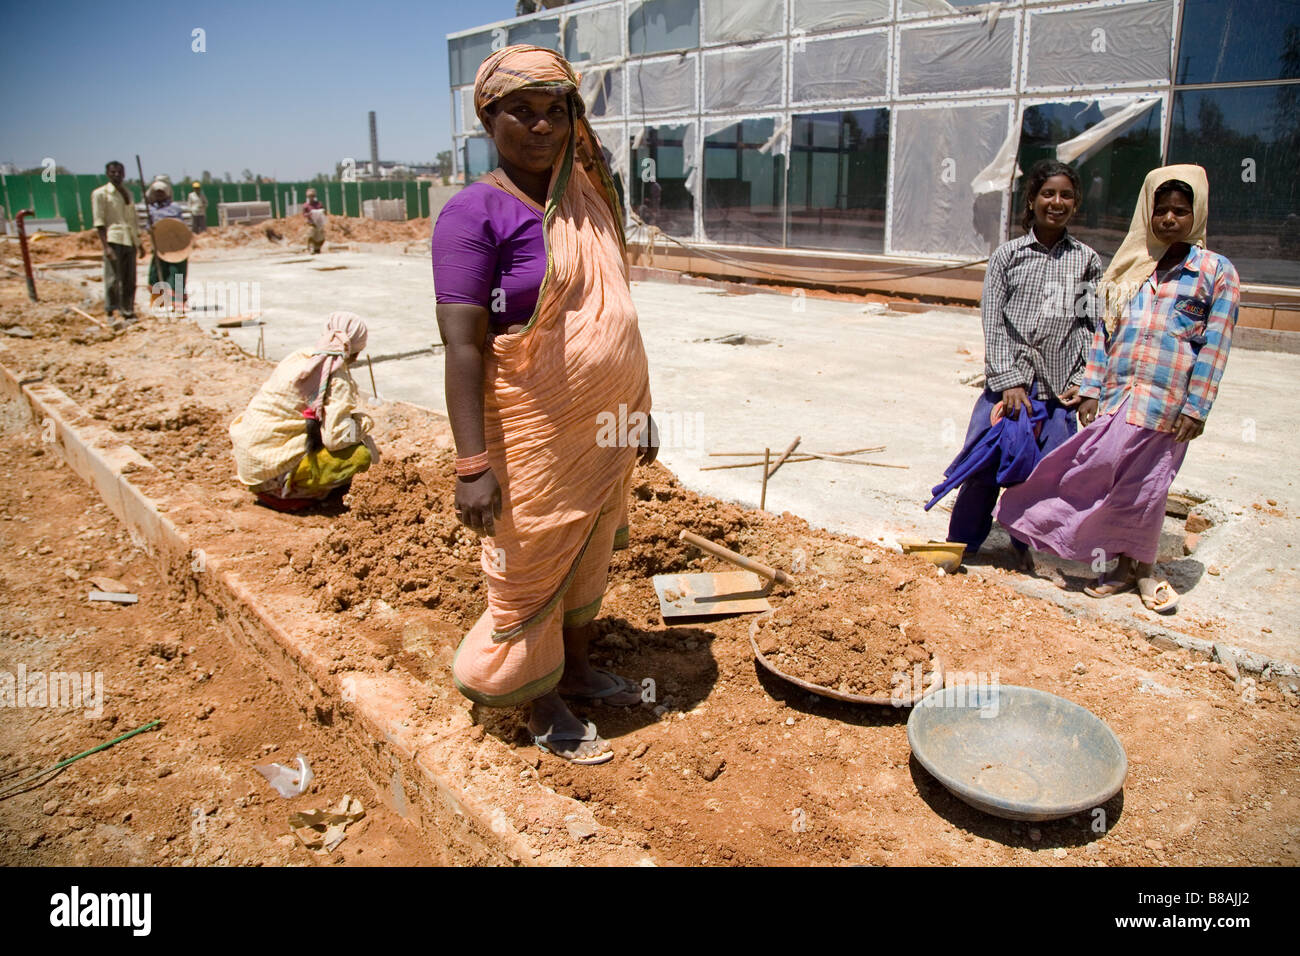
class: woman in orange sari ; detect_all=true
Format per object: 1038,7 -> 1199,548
432,46 -> 655,764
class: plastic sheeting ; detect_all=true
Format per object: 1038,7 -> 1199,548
701,0 -> 785,44
591,123 -> 629,194
898,16 -> 1016,95
564,5 -> 624,64
899,0 -> 962,16
702,46 -> 784,112
1025,0 -> 1174,90
892,104 -> 1010,257
459,86 -> 482,134
628,0 -> 700,55
507,16 -> 562,51
628,54 -> 697,114
791,0 -> 891,34
792,31 -> 889,103
1056,95 -> 1161,164
449,31 -> 495,88
580,65 -> 624,119
970,114 -> 1021,195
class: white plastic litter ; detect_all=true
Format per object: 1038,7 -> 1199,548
256,754 -> 314,798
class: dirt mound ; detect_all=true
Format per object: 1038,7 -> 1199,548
300,454 -> 484,624
17,229 -> 103,262
754,590 -> 937,698
198,215 -> 431,251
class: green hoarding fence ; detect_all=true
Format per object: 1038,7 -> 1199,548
3,172 -> 437,232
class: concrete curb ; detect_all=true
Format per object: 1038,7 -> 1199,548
0,361 -> 648,866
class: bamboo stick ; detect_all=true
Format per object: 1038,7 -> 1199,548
766,436 -> 801,479
760,448 -> 770,510
70,306 -> 113,333
709,445 -> 883,458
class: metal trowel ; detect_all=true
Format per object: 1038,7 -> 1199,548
654,531 -> 794,620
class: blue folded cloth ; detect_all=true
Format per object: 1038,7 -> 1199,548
925,398 -> 1048,510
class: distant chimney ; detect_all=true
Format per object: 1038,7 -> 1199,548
369,111 -> 379,176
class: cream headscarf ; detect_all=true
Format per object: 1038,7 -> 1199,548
294,311 -> 368,419
1099,164 -> 1209,332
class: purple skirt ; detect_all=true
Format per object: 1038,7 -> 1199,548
994,397 -> 1188,565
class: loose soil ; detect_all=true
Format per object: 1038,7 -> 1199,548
754,590 -> 938,699
0,401 -> 440,866
2,269 -> 1298,866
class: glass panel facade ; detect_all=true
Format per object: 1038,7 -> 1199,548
630,124 -> 695,238
787,109 -> 889,253
508,17 -> 561,51
463,137 -> 497,180
1013,100 -> 1163,257
448,0 -> 1300,288
628,0 -> 700,56
449,31 -> 494,87
703,118 -> 784,246
1176,0 -> 1300,85
1169,87 -> 1300,286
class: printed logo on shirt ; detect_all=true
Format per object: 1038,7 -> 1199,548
1174,296 -> 1209,321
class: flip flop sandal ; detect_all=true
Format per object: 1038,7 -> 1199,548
1140,580 -> 1179,614
562,669 -> 642,707
534,720 -> 614,765
1084,577 -> 1137,598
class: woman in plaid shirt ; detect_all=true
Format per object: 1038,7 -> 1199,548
946,160 -> 1102,562
997,165 -> 1239,613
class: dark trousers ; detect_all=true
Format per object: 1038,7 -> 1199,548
103,242 -> 137,317
148,256 -> 189,305
191,214 -> 206,234
947,387 -> 1078,554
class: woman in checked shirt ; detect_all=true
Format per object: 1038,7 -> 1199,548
997,165 -> 1239,613
945,160 -> 1102,563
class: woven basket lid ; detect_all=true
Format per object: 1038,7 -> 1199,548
153,218 -> 193,263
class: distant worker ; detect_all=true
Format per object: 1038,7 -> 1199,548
229,312 -> 378,511
303,188 -> 326,254
90,160 -> 143,322
145,180 -> 191,311
188,182 -> 208,233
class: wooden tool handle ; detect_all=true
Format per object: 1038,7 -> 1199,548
679,531 -> 794,586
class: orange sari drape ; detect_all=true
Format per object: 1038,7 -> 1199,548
451,46 -> 651,706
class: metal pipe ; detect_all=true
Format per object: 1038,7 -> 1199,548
15,209 -> 37,301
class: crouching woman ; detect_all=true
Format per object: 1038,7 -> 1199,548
229,312 -> 379,511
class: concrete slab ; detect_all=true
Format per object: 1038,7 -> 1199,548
180,248 -> 1300,665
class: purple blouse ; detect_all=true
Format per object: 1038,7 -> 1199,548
432,182 -> 546,327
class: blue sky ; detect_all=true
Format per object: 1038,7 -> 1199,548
0,0 -> 515,180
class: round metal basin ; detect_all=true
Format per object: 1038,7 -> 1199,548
906,684 -> 1127,821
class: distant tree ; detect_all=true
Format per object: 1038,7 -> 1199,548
201,170 -> 212,183
241,168 -> 255,183
436,150 -> 453,185
224,171 -> 233,183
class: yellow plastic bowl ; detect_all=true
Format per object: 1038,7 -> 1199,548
898,538 -> 966,573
